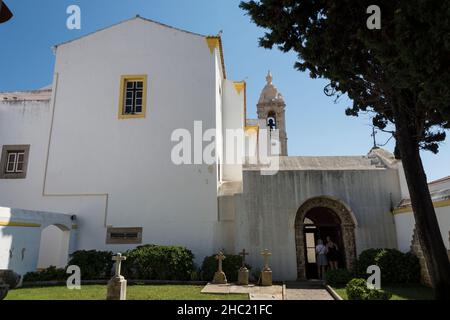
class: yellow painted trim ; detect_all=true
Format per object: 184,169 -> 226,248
205,36 -> 226,79
0,221 -> 41,228
393,199 -> 450,215
205,37 -> 219,54
233,81 -> 247,127
118,75 -> 148,119
245,125 -> 259,133
233,81 -> 245,95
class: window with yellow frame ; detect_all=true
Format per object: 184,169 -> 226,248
118,75 -> 148,119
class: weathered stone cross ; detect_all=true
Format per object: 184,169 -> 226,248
239,249 -> 249,268
112,252 -> 127,277
261,249 -> 272,270
215,251 -> 226,272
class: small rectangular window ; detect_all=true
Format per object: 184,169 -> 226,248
118,75 -> 147,119
0,145 -> 30,179
106,227 -> 143,244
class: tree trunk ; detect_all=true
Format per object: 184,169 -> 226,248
393,102 -> 450,300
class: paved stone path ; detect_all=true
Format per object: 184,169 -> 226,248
201,283 -> 283,300
284,281 -> 334,300
201,281 -> 335,300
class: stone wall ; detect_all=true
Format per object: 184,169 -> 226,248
410,227 -> 432,286
232,167 -> 401,280
410,227 -> 450,287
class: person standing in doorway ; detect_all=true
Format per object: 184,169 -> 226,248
315,239 -> 328,280
326,236 -> 340,270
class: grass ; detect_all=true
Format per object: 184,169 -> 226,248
5,284 -> 248,300
333,284 -> 434,300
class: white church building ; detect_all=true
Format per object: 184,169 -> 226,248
0,17 -> 449,280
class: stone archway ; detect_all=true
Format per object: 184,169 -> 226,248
294,196 -> 357,280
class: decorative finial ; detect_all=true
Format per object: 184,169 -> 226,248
266,70 -> 273,85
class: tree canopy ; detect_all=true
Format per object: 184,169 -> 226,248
240,0 -> 450,153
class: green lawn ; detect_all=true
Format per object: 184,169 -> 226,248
5,285 -> 248,300
333,284 -> 434,300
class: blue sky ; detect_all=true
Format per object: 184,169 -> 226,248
0,0 -> 448,181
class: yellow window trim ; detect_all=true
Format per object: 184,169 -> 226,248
118,75 -> 148,119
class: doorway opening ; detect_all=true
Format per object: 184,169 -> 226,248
294,196 -> 357,280
303,208 -> 345,279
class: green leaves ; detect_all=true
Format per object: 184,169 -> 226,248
122,245 -> 195,281
240,0 -> 450,152
346,278 -> 392,300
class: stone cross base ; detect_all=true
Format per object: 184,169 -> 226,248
260,269 -> 272,286
212,271 -> 227,284
107,276 -> 127,300
237,268 -> 249,286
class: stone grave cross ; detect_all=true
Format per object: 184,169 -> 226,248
212,251 -> 227,284
215,251 -> 226,272
239,249 -> 249,268
112,252 -> 127,277
107,252 -> 127,300
261,249 -> 272,270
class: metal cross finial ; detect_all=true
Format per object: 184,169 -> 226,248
112,252 -> 127,277
371,126 -> 378,149
215,251 -> 226,272
261,249 -> 272,269
239,249 -> 249,268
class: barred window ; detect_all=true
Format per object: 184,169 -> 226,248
0,145 -> 30,179
118,75 -> 147,119
124,80 -> 144,114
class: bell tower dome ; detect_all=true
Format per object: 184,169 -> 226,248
257,71 -> 288,156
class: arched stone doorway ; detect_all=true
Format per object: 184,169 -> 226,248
294,196 -> 357,280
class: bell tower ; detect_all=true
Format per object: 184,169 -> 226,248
257,71 -> 288,156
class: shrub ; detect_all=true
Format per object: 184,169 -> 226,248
201,254 -> 250,282
346,278 -> 392,300
357,248 -> 382,275
122,245 -> 195,281
357,248 -> 420,284
68,250 -> 114,280
23,266 -> 67,282
400,252 -> 421,283
325,269 -> 353,287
